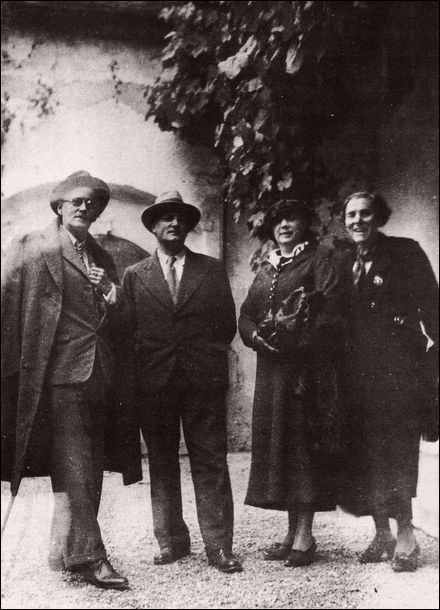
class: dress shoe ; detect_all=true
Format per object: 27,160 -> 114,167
391,545 -> 420,573
153,545 -> 191,565
81,558 -> 129,590
358,532 -> 396,564
284,539 -> 317,568
262,542 -> 292,561
207,549 -> 243,573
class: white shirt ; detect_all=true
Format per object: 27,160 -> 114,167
156,248 -> 186,282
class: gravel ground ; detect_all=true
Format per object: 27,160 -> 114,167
1,453 -> 438,609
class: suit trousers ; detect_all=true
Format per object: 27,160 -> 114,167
47,370 -> 108,569
140,383 -> 234,556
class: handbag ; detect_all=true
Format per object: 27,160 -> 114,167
258,286 -> 323,354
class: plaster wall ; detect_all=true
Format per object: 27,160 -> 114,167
1,31 -> 224,259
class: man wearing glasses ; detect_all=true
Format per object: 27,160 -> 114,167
1,171 -> 141,590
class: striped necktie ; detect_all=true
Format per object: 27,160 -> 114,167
75,240 -> 87,269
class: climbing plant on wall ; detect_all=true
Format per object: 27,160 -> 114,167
145,0 -> 373,235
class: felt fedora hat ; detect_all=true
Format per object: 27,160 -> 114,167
141,190 -> 201,232
50,170 -> 110,214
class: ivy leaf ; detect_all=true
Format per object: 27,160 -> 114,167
260,174 -> 273,192
277,171 -> 293,191
218,52 -> 249,79
285,39 -> 305,75
247,77 -> 262,92
218,35 -> 258,79
241,159 -> 255,176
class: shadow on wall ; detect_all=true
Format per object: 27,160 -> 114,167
1,182 -> 155,272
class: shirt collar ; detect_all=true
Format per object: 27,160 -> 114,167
156,247 -> 187,266
268,241 -> 309,269
62,225 -> 86,248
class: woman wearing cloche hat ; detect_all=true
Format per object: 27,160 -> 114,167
239,198 -> 349,568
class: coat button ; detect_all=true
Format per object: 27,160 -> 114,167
393,315 -> 405,325
370,301 -> 376,309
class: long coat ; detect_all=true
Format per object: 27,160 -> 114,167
121,249 -> 236,393
340,233 -> 439,516
239,243 -> 349,511
1,219 -> 142,495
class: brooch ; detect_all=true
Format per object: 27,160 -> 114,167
373,275 -> 383,286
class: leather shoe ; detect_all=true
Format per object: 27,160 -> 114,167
262,542 -> 292,561
358,532 -> 396,564
391,545 -> 420,572
284,539 -> 317,568
81,559 -> 129,590
153,546 -> 191,565
207,549 -> 243,574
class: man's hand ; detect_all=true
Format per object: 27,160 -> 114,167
252,333 -> 280,355
88,264 -> 112,295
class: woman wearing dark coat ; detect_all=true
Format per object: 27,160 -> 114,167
239,199 -> 349,567
341,191 -> 439,572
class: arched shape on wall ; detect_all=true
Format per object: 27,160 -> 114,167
1,182 -> 156,261
94,233 -> 149,280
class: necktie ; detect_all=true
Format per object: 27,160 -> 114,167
165,256 -> 178,304
353,249 -> 372,290
76,241 -> 105,316
75,240 -> 87,269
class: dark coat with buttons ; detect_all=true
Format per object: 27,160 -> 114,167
120,249 -> 236,393
1,219 -> 142,495
239,243 -> 350,511
340,232 -> 439,516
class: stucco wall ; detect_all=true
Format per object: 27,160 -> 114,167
2,22 -> 438,455
1,27 -> 244,448
1,30 -> 224,258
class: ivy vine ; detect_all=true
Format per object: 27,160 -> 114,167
145,0 -> 373,235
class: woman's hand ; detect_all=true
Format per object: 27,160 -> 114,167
252,333 -> 280,355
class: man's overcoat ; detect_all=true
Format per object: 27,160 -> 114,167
1,219 -> 142,495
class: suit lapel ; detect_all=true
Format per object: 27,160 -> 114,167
137,252 -> 175,310
175,250 -> 209,312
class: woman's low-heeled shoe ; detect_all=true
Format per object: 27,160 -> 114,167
391,545 -> 420,572
262,542 -> 292,561
283,539 -> 317,567
358,533 -> 396,563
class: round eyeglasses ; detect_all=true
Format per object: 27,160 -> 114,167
61,197 -> 100,211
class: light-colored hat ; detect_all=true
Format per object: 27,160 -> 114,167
141,190 -> 201,232
50,170 -> 110,214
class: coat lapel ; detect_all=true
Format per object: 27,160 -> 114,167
42,220 -> 63,292
366,234 -> 392,288
175,250 -> 209,312
136,252 -> 175,310
59,226 -> 90,279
